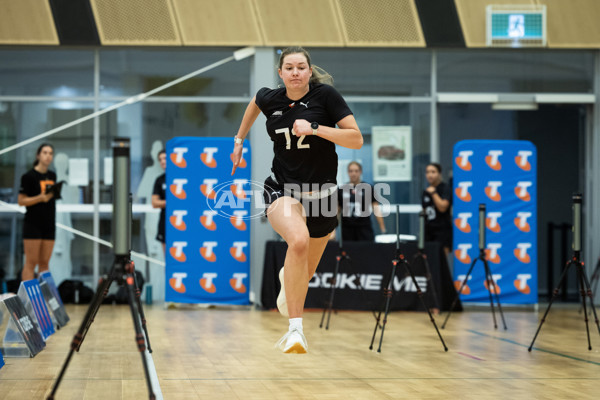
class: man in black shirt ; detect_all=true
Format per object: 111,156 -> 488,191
151,150 -> 166,255
338,161 -> 386,241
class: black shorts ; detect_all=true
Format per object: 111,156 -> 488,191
263,176 -> 338,238
425,227 -> 452,249
23,221 -> 55,240
156,215 -> 166,243
341,223 -> 375,242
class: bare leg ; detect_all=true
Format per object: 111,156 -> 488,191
307,235 -> 330,279
161,243 -> 166,255
22,239 -> 42,281
38,240 -> 55,275
436,246 -> 451,314
268,197 -> 310,319
443,246 -> 451,257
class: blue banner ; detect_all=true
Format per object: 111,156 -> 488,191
165,137 -> 251,304
0,348 -> 4,369
453,140 -> 538,304
19,280 -> 55,339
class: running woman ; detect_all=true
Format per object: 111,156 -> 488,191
231,47 -> 363,353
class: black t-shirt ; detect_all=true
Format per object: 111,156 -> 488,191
255,83 -> 353,186
152,173 -> 166,225
422,182 -> 452,231
19,168 -> 56,226
338,182 -> 377,227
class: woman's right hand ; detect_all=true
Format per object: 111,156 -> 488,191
40,192 -> 54,203
231,142 -> 244,175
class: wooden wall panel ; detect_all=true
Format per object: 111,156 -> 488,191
0,0 -> 59,45
253,0 -> 344,47
335,0 -> 425,47
172,0 -> 263,46
3,0 -> 600,48
91,0 -> 181,45
540,0 -> 600,48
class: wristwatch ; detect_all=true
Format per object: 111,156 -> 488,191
234,136 -> 243,144
311,122 -> 319,135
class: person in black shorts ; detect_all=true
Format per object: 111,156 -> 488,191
231,46 -> 363,353
151,150 -> 167,255
338,161 -> 386,241
18,143 -> 56,281
422,162 -> 452,256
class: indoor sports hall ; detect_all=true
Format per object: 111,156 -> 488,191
0,1 -> 599,399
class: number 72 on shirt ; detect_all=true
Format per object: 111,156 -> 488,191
275,127 -> 310,150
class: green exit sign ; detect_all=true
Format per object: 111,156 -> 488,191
487,5 -> 546,47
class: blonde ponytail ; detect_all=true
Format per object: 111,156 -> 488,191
310,64 -> 333,86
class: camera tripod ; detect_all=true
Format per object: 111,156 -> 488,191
591,258 -> 600,305
319,241 -> 349,330
580,257 -> 600,314
48,255 -> 155,399
412,211 -> 441,313
411,251 -> 440,313
320,216 -> 377,330
369,206 -> 448,352
442,204 -> 507,330
48,138 -> 156,399
529,194 -> 600,351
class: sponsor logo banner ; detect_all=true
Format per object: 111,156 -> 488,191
453,140 -> 537,304
165,138 -> 251,305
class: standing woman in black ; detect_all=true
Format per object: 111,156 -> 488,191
152,149 -> 167,255
18,143 -> 56,281
422,162 -> 452,256
231,47 -> 363,353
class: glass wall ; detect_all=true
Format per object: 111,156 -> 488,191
99,49 -> 251,98
437,50 -> 594,93
311,48 -> 431,96
0,48 -> 252,287
0,50 -> 94,96
338,102 -> 431,234
0,46 -> 595,300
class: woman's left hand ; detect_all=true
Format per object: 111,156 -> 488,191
231,143 -> 244,175
426,186 -> 436,194
292,119 -> 312,136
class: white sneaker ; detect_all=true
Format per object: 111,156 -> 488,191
276,267 -> 289,317
275,328 -> 308,354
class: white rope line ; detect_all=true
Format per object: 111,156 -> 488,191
0,55 -> 235,156
0,47 -> 257,267
56,223 -> 166,267
0,200 -> 165,266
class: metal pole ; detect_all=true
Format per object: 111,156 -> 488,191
430,50 -> 439,162
93,49 -> 100,286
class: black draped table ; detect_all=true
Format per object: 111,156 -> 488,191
261,240 -> 461,312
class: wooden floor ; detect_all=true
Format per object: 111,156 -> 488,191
1,303 -> 599,399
